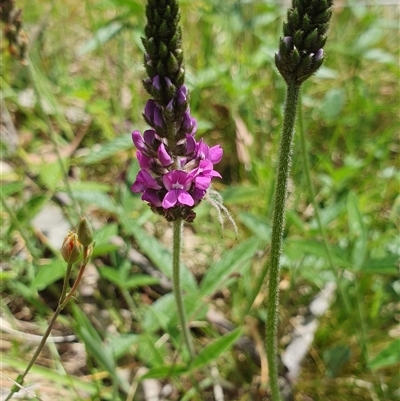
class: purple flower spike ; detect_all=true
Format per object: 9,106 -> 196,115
158,143 -> 172,166
132,169 -> 161,193
162,170 -> 194,208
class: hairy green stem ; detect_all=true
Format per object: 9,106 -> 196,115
265,80 -> 300,401
172,218 -> 195,362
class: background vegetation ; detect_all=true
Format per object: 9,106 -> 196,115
1,0 -> 399,400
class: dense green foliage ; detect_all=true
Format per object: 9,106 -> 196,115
1,1 -> 399,400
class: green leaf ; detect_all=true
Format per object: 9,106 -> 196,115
238,212 -> 271,241
106,334 -> 140,360
284,239 -> 351,269
190,327 -> 243,371
38,161 -> 66,191
200,237 -> 260,297
128,225 -> 198,293
221,185 -> 260,205
28,62 -> 74,139
368,339 -> 400,370
72,190 -> 118,213
91,243 -> 119,258
99,266 -> 159,289
16,194 -> 49,223
69,181 -> 112,192
1,181 -> 25,198
136,333 -> 166,367
319,88 -> 346,124
323,345 -> 351,378
31,260 -> 66,291
81,135 -> 133,165
72,305 -> 131,393
142,294 -> 175,332
1,355 -> 98,394
347,192 -> 367,270
139,364 -> 187,380
77,21 -> 125,56
107,0 -> 143,13
361,256 -> 398,275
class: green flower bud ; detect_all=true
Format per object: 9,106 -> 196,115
61,231 -> 81,263
77,216 -> 93,246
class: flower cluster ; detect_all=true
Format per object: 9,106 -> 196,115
131,82 -> 223,222
275,0 -> 333,84
131,0 -> 223,222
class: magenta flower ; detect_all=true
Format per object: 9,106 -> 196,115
131,169 -> 161,193
162,170 -> 194,209
192,160 -> 222,190
196,139 -> 223,164
131,74 -> 223,221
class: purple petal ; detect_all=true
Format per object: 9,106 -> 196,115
181,111 -> 196,133
152,75 -> 161,90
165,77 -> 172,88
177,190 -> 194,206
143,129 -> 156,145
314,48 -> 324,61
209,145 -> 223,164
192,187 -> 206,202
162,190 -> 178,209
132,169 -> 161,192
196,139 -> 207,159
198,159 -> 214,173
162,170 -> 193,191
158,143 -> 172,166
154,106 -> 164,128
194,175 -> 212,190
137,151 -> 152,169
144,100 -> 156,122
166,98 -> 174,112
132,131 -> 145,152
185,134 -> 196,154
177,85 -> 187,104
142,189 -> 162,207
283,36 -> 293,48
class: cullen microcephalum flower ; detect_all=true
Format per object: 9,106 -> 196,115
131,0 -> 223,222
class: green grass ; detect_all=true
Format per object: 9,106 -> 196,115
1,0 -> 399,400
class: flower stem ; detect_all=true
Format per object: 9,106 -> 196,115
265,80 -> 300,401
172,218 -> 195,362
5,246 -> 91,401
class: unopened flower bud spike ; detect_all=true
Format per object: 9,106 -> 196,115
262,1 -> 334,400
